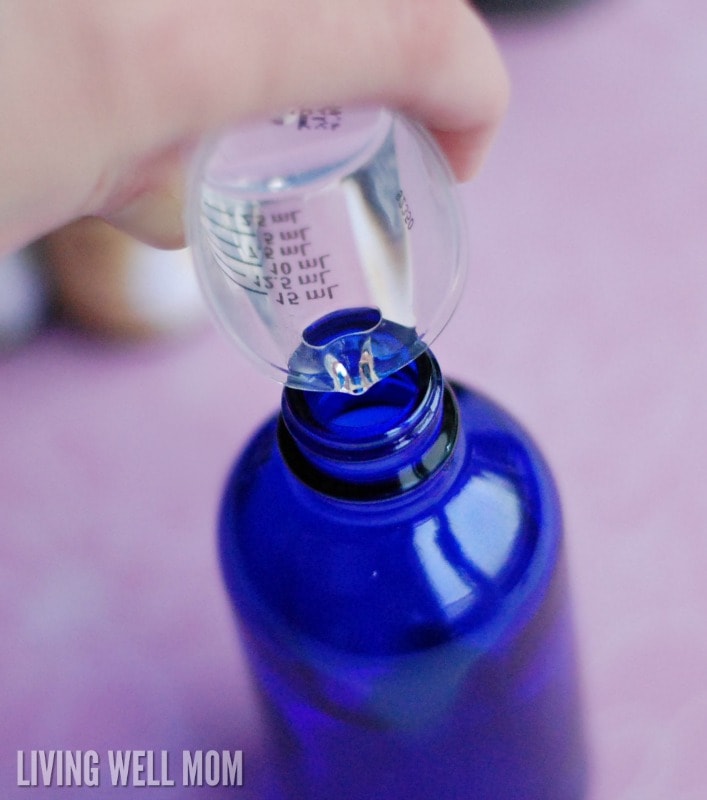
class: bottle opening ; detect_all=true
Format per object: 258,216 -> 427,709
301,358 -> 423,431
279,352 -> 459,499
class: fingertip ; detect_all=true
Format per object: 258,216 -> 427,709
431,127 -> 493,182
393,1 -> 510,182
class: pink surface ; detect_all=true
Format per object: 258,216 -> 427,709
2,1 -> 707,796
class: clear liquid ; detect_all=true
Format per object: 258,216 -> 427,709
288,307 -> 424,394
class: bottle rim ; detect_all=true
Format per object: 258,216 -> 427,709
278,351 -> 459,500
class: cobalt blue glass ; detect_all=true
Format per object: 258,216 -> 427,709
219,351 -> 586,799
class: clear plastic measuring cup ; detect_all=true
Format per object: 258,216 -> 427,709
187,106 -> 466,394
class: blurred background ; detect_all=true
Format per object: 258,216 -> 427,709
2,0 -> 706,797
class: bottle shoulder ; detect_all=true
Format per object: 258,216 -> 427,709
227,381 -> 559,534
221,382 -> 561,655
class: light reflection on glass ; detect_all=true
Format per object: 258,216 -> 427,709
413,517 -> 477,609
445,472 -> 521,581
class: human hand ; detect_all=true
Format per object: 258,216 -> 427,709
0,0 -> 508,255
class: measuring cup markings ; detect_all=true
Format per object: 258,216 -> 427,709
274,107 -> 343,132
262,206 -> 339,308
190,108 -> 464,392
201,191 -> 344,312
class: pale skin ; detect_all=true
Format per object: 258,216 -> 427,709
0,0 -> 509,256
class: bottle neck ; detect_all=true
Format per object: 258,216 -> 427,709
278,352 -> 459,500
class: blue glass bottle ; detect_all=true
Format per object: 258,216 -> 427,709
219,350 -> 586,799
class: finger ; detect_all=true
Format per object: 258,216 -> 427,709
156,0 -> 508,178
101,144 -> 189,249
1,0 -> 508,252
103,0 -> 508,245
95,0 -> 508,211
